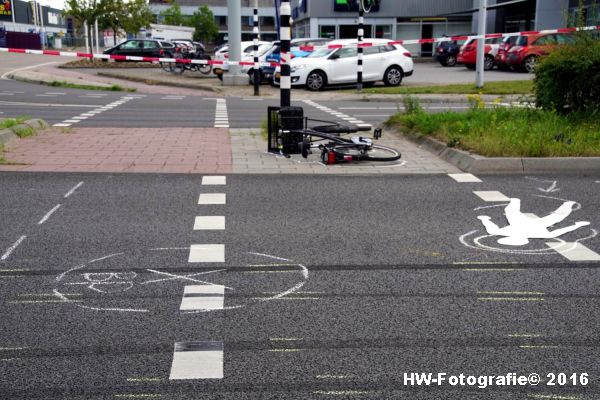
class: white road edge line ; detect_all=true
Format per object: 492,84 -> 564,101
1,61 -> 60,80
169,341 -> 223,379
1,235 -> 27,261
473,191 -> 511,202
64,182 -> 84,198
38,204 -> 61,225
546,242 -> 600,261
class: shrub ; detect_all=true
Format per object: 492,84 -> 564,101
534,36 -> 600,113
402,94 -> 423,114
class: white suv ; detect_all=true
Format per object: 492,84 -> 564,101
274,38 -> 413,91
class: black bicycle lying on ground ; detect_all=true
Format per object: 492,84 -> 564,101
267,106 -> 401,165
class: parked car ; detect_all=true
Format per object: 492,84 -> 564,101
212,40 -> 272,80
495,33 -> 521,70
457,37 -> 502,70
273,38 -> 413,91
103,39 -> 176,58
505,33 -> 575,73
261,38 -> 332,84
433,37 -> 468,67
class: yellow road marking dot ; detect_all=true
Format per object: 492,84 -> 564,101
126,378 -> 163,383
519,345 -> 559,349
462,268 -> 518,272
243,271 -> 297,274
314,390 -> 372,396
454,261 -> 521,265
247,264 -> 299,267
269,338 -> 303,341
0,358 -> 16,361
0,269 -> 29,272
19,293 -> 81,296
477,291 -> 545,295
0,276 -> 25,278
316,375 -> 353,379
528,394 -> 582,400
478,297 -> 544,301
0,347 -> 26,351
509,333 -> 544,338
9,300 -> 82,304
114,395 -> 162,399
268,349 -> 303,352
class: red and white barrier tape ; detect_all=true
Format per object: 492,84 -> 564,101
1,24 -> 598,67
298,25 -> 600,51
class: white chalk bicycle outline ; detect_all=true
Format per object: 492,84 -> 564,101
53,249 -> 308,313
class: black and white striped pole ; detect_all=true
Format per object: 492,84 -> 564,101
279,0 -> 291,107
357,5 -> 364,92
253,0 -> 260,96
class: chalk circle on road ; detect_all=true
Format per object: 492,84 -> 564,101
460,195 -> 597,255
53,249 -> 308,313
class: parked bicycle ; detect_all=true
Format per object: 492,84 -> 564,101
160,45 -> 212,75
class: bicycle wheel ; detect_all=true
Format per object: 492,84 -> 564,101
198,64 -> 212,75
363,145 -> 401,162
171,62 -> 185,74
160,62 -> 173,72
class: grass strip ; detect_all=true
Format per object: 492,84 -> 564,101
387,107 -> 600,157
359,80 -> 533,95
48,81 -> 136,92
0,116 -> 31,129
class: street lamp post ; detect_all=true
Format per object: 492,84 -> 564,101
476,0 -> 487,88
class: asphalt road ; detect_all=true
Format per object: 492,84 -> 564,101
0,80 -> 474,129
1,172 -> 600,399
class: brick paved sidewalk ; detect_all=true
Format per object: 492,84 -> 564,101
0,127 -> 232,174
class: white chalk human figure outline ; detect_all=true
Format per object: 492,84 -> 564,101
477,198 -> 590,246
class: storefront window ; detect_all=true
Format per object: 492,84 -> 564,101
319,25 -> 336,39
375,25 -> 392,39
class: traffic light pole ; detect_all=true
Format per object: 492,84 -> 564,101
279,0 -> 291,107
253,0 -> 260,96
357,5 -> 364,92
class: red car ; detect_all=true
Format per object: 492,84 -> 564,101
495,34 -> 521,70
505,33 -> 575,73
457,38 -> 501,70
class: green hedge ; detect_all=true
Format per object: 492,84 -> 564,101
535,36 -> 600,113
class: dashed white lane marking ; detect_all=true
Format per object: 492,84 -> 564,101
194,216 -> 225,230
36,94 -> 58,97
214,99 -> 229,128
202,176 -> 226,185
1,235 -> 27,261
52,97 -> 135,127
448,173 -> 482,183
303,99 -> 372,129
188,245 -> 225,263
46,92 -> 66,95
162,96 -> 186,100
473,191 -> 511,202
546,242 -> 600,261
38,204 -> 61,225
64,182 -> 84,198
169,341 -> 223,379
179,285 -> 224,311
198,193 -> 226,205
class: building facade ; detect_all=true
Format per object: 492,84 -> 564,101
147,0 -> 599,54
0,0 -> 66,35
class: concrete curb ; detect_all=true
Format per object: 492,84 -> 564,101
7,71 -> 116,89
398,129 -> 600,174
0,118 -> 50,146
345,93 -> 527,104
96,71 -> 221,93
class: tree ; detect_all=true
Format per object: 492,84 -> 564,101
160,2 -> 186,26
63,0 -> 102,32
191,5 -> 219,44
121,0 -> 154,35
